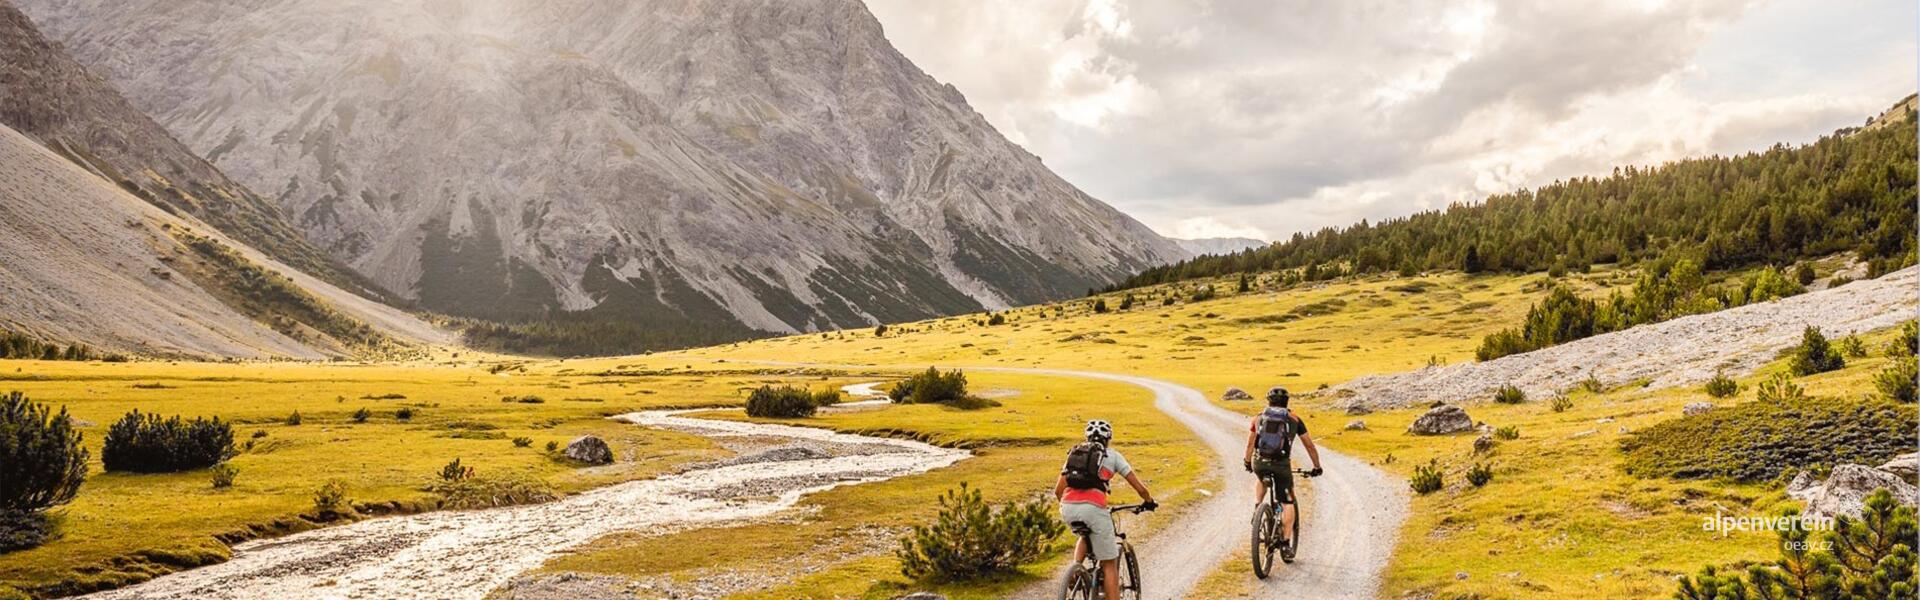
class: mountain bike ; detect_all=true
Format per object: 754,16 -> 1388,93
1057,504 -> 1150,600
1250,468 -> 1316,579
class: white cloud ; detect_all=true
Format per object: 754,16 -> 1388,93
867,0 -> 1917,240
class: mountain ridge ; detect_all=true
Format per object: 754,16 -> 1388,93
18,0 -> 1187,351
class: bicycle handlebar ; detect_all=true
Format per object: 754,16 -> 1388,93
1108,503 -> 1153,514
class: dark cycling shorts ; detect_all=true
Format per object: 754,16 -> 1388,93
1254,457 -> 1293,501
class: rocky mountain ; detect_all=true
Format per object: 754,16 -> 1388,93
0,1 -> 445,358
1175,237 -> 1268,257
0,0 -> 384,301
17,0 -> 1186,348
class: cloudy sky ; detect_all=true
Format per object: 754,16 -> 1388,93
866,0 -> 1917,242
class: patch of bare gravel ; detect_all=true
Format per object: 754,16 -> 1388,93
1333,267 -> 1918,409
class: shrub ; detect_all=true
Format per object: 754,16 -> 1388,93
890,367 -> 971,405
102,410 -> 235,473
873,325 -> 889,337
1549,395 -> 1574,413
1092,299 -> 1109,314
1703,372 -> 1740,398
312,480 -> 352,518
1889,320 -> 1920,358
1793,263 -> 1816,286
1579,375 -> 1606,394
1493,425 -> 1519,440
0,509 -> 55,553
987,313 -> 1006,326
1620,395 -> 1916,482
512,437 -> 533,448
811,388 -> 843,407
438,458 -> 475,482
1839,335 -> 1868,358
1675,489 -> 1916,599
351,408 -> 372,423
210,463 -> 239,489
1410,460 -> 1444,494
500,395 -> 545,404
1789,326 -> 1846,376
1493,384 -> 1526,404
1466,463 -> 1494,487
896,483 -> 1064,581
284,411 -> 303,426
745,386 -> 817,418
0,392 -> 88,518
1877,356 -> 1917,403
544,440 -> 559,453
1757,372 -> 1809,404
395,407 -> 415,421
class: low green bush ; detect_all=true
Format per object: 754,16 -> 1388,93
1877,356 -> 1917,403
1493,384 -> 1526,404
428,475 -> 557,509
312,480 -> 352,518
284,411 -> 303,426
1466,463 -> 1494,487
0,392 -> 87,514
890,367 -> 971,405
896,483 -> 1063,581
102,410 -> 235,473
1703,372 -> 1740,398
1789,326 -> 1846,376
1839,335 -> 1868,358
1410,460 -> 1445,494
1550,395 -> 1574,413
1620,396 -> 1916,482
1493,426 -> 1519,440
351,408 -> 372,423
210,463 -> 238,489
746,385 -> 817,418
395,407 -> 415,421
438,458 -> 475,482
811,388 -> 842,407
512,437 -> 533,448
1757,372 -> 1809,404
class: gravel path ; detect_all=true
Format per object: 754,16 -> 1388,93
969,368 -> 1406,600
74,412 -> 966,600
1334,267 -> 1918,410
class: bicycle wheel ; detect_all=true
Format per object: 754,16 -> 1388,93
1118,541 -> 1142,599
1057,564 -> 1096,600
1250,502 -> 1274,579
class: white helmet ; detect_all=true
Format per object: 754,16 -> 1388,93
1084,419 -> 1113,443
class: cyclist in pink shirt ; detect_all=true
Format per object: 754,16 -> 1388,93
1055,420 -> 1157,600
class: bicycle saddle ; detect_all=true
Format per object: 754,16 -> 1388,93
1069,522 -> 1093,537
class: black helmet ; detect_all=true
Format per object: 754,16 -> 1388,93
1266,386 -> 1290,406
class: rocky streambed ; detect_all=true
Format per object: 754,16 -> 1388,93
78,411 -> 967,600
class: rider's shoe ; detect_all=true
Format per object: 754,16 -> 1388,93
1280,538 -> 1296,561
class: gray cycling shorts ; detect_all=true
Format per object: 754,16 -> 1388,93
1061,502 -> 1119,561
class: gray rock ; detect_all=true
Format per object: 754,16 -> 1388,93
1345,404 -> 1373,416
1879,452 -> 1919,479
1682,402 -> 1715,416
1472,432 -> 1496,454
1570,429 -> 1598,439
1788,464 -> 1920,519
894,594 -> 947,600
1407,404 -> 1475,435
564,436 -> 614,465
1344,419 -> 1368,431
1222,387 -> 1254,401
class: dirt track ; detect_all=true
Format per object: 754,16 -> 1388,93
986,368 -> 1406,600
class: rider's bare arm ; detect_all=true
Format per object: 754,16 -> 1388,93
1053,474 -> 1069,500
1122,471 -> 1154,504
1242,428 -> 1258,465
1299,433 -> 1324,471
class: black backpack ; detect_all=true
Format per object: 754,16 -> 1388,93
1062,441 -> 1108,491
1255,407 -> 1296,460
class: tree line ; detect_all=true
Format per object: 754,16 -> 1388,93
1114,108 -> 1918,290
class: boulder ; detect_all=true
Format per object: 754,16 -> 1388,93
1682,402 -> 1715,417
1222,387 -> 1253,401
564,435 -> 614,465
1788,464 -> 1920,519
1345,404 -> 1374,416
1344,419 -> 1368,431
1407,404 -> 1475,435
1879,452 -> 1919,479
